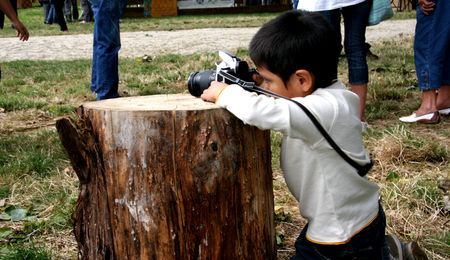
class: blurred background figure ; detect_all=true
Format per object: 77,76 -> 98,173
52,0 -> 68,31
0,0 -> 17,29
399,0 -> 450,124
39,0 -> 51,23
63,0 -> 78,22
0,0 -> 29,80
79,0 -> 93,23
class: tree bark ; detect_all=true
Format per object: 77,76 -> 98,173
56,94 -> 276,260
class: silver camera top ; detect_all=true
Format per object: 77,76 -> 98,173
216,50 -> 240,73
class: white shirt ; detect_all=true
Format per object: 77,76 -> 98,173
297,0 -> 367,11
216,81 -> 379,243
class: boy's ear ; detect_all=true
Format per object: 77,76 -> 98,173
293,69 -> 315,94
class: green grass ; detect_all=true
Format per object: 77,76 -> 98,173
0,130 -> 68,177
0,244 -> 53,260
0,4 -> 279,38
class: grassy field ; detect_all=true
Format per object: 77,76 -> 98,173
0,4 -> 416,38
1,5 -> 448,260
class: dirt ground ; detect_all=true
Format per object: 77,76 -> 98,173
0,19 -> 416,62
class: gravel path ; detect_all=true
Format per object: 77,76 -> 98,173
0,19 -> 416,62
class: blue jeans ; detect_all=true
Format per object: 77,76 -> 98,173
290,203 -> 389,260
46,4 -> 56,23
414,0 -> 450,91
89,0 -> 128,100
319,0 -> 372,85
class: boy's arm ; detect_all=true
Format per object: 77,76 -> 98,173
200,81 -> 228,104
202,82 -> 318,140
0,0 -> 29,41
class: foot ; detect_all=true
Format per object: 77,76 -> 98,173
386,234 -> 403,260
403,242 -> 428,260
367,50 -> 379,59
399,112 -> 439,124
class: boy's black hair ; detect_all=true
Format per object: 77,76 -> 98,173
249,10 -> 339,89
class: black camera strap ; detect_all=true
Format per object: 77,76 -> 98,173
217,71 -> 373,177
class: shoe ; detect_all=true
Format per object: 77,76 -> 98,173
399,112 -> 440,124
367,50 -> 379,59
403,242 -> 428,260
438,107 -> 450,116
66,15 -> 72,22
386,234 -> 403,260
385,234 -> 403,260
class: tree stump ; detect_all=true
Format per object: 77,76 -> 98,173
56,94 -> 276,260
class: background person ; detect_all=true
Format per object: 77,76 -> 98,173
63,0 -> 78,22
399,0 -> 450,123
89,0 -> 128,100
53,0 -> 68,31
79,0 -> 93,23
0,0 -> 16,29
0,0 -> 28,40
297,0 -> 372,123
0,0 -> 29,80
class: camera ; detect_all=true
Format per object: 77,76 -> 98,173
187,51 -> 257,97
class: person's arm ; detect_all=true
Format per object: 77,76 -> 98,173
0,0 -> 29,41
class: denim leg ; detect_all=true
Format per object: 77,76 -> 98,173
89,0 -> 128,100
43,3 -> 50,22
341,0 -> 372,85
47,4 -> 55,23
414,0 -> 450,91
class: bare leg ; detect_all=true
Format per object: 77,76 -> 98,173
350,83 -> 367,121
436,85 -> 450,110
415,89 -> 437,116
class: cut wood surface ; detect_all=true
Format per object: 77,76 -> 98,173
56,94 -> 276,259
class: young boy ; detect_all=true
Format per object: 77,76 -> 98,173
201,10 -> 424,259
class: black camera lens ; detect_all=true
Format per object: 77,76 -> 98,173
187,70 -> 216,97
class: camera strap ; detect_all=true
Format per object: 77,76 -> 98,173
217,71 -> 373,177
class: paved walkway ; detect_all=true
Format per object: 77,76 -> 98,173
0,19 -> 416,62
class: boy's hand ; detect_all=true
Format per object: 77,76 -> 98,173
200,81 -> 229,103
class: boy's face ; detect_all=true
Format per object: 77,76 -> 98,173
257,66 -> 311,98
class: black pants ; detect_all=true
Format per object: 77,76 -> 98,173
64,0 -> 78,19
53,0 -> 68,31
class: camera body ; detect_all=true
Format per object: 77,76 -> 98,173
187,51 -> 257,97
